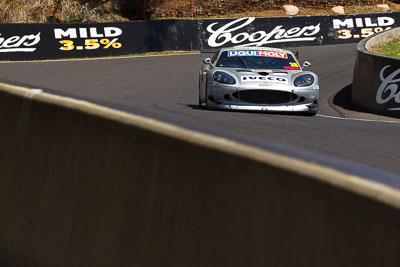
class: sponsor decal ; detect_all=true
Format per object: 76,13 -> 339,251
376,65 -> 400,110
284,62 -> 300,70
242,76 -> 288,83
0,32 -> 41,52
284,66 -> 300,70
258,81 -> 271,87
54,27 -> 123,51
228,50 -> 288,58
333,16 -> 394,40
207,17 -> 321,47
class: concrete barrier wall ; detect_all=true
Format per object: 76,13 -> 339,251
2,12 -> 400,61
2,82 -> 400,267
352,27 -> 400,117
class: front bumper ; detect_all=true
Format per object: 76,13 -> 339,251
214,103 -> 318,112
206,85 -> 319,113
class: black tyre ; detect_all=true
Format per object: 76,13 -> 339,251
303,111 -> 317,116
198,78 -> 205,108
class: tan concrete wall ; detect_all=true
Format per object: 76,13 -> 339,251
1,82 -> 400,267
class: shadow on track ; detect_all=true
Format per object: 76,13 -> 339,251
332,84 -> 366,113
185,104 -> 316,117
332,84 -> 400,120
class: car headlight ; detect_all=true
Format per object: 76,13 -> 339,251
294,74 -> 314,87
213,71 -> 236,85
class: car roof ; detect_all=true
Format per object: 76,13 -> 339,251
218,46 -> 293,54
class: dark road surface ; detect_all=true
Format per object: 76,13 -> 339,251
1,43 -> 400,185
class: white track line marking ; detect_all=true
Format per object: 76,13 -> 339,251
317,114 -> 400,124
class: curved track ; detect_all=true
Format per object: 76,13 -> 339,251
1,43 -> 400,180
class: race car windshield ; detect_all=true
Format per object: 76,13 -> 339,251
216,50 -> 300,70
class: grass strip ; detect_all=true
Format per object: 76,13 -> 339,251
371,37 -> 400,59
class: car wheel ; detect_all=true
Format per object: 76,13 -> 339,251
204,88 -> 210,109
199,92 -> 205,107
198,78 -> 204,108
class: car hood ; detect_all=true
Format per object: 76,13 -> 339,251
232,69 -> 298,85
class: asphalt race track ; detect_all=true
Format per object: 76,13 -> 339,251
1,43 -> 400,184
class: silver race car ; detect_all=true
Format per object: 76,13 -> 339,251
199,46 -> 319,115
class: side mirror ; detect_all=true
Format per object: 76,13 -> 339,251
302,61 -> 312,68
203,58 -> 211,64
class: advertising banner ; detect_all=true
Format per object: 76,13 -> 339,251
1,12 -> 400,61
198,12 -> 400,49
0,21 -> 197,60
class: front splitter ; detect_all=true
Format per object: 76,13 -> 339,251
217,103 -> 313,112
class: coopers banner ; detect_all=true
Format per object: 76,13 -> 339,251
201,13 -> 398,49
1,12 -> 400,61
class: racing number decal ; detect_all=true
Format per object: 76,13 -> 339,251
285,62 -> 300,70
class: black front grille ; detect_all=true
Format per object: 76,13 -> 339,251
232,90 -> 297,104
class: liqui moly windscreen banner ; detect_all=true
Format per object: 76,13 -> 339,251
1,12 -> 400,60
